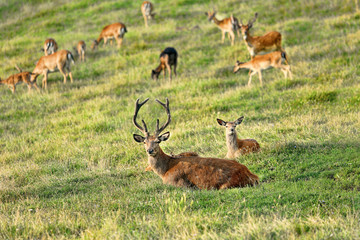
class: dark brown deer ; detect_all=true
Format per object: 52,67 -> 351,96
151,47 -> 178,81
133,98 -> 259,189
217,117 -> 260,159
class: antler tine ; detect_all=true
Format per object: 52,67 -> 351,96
133,98 -> 150,135
248,12 -> 258,25
155,98 -> 171,135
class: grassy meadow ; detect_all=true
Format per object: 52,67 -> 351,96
1,0 -> 360,238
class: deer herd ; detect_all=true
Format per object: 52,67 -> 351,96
1,2 -> 295,190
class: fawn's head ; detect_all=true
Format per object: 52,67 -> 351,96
239,12 -> 258,36
133,98 -> 171,157
151,70 -> 161,80
205,10 -> 216,22
91,40 -> 98,51
217,117 -> 244,136
233,60 -> 245,73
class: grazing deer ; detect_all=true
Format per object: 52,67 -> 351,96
76,40 -> 86,62
0,65 -> 40,94
141,1 -> 155,27
152,47 -> 178,81
31,49 -> 75,89
239,13 -> 284,58
233,51 -> 293,86
133,98 -> 259,189
205,10 -> 240,46
42,38 -> 58,56
217,117 -> 260,159
91,22 -> 127,50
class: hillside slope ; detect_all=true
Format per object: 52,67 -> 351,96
0,0 -> 359,238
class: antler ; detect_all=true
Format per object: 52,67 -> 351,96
248,12 -> 258,25
155,98 -> 171,135
133,98 -> 150,136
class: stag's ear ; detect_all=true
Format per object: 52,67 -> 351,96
133,134 -> 145,143
235,116 -> 244,125
158,131 -> 170,142
217,118 -> 226,126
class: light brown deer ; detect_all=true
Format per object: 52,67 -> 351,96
91,22 -> 127,50
141,1 -> 155,27
133,98 -> 259,189
152,47 -> 178,81
239,13 -> 284,58
0,65 -> 40,94
42,38 -> 58,56
233,51 -> 292,86
76,40 -> 86,62
217,117 -> 260,159
31,49 -> 75,89
205,10 -> 240,46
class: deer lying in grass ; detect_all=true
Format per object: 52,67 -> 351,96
0,65 -> 40,94
233,51 -> 292,86
217,117 -> 260,159
91,22 -> 127,50
152,47 -> 178,81
205,10 -> 240,46
141,1 -> 155,27
239,13 -> 284,58
76,40 -> 86,62
133,98 -> 259,189
42,38 -> 58,56
31,49 -> 75,89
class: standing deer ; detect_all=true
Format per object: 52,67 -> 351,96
91,22 -> 127,50
217,117 -> 260,159
133,98 -> 259,189
31,49 -> 75,89
141,1 -> 155,27
205,10 -> 240,46
239,13 -> 284,58
42,38 -> 58,56
233,51 -> 293,86
0,65 -> 40,94
152,47 -> 178,81
76,40 -> 86,62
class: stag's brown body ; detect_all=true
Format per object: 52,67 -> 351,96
205,11 -> 240,46
141,1 -> 155,27
133,98 -> 259,190
0,70 -> 39,94
91,22 -> 127,49
76,40 -> 86,62
217,117 -> 260,159
31,49 -> 75,89
43,38 -> 58,56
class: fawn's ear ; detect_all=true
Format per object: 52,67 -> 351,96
133,134 -> 145,143
217,118 -> 226,126
158,131 -> 170,142
235,116 -> 244,125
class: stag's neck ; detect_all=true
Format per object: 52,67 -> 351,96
148,148 -> 171,177
212,16 -> 222,26
226,132 -> 239,153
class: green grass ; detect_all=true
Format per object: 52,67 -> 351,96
1,0 -> 360,239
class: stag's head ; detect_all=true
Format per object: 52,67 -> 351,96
133,98 -> 171,157
217,117 -> 244,136
239,12 -> 258,36
205,10 -> 216,22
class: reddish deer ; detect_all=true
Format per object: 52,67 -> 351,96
76,40 -> 86,62
152,47 -> 178,81
141,1 -> 155,27
133,98 -> 259,189
217,117 -> 260,159
42,38 -> 58,56
31,49 -> 75,89
91,22 -> 127,50
233,51 -> 292,86
0,65 -> 40,94
239,13 -> 284,58
205,10 -> 240,46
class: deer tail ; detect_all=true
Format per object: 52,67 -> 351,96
67,52 -> 75,64
281,51 -> 289,65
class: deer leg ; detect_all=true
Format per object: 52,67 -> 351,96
33,82 -> 40,92
166,63 -> 172,81
173,62 -> 177,77
230,31 -> 235,46
248,71 -> 257,86
116,37 -> 123,48
258,70 -> 263,86
42,72 -> 48,89
236,28 -> 240,37
58,64 -> 67,84
143,15 -> 148,27
221,30 -> 225,44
